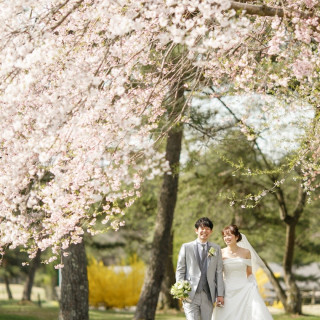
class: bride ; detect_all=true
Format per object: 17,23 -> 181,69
212,224 -> 273,320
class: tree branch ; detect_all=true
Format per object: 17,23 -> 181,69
208,87 -> 273,172
262,257 -> 287,305
273,187 -> 290,222
51,0 -> 85,31
230,1 -> 314,19
293,186 -> 307,220
186,122 -> 236,138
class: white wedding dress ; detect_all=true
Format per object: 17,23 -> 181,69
212,257 -> 273,320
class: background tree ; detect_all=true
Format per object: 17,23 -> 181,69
134,76 -> 186,319
173,97 -> 319,314
0,248 -> 28,300
22,249 -> 41,301
158,231 -> 180,311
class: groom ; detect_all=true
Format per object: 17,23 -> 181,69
176,217 -> 224,320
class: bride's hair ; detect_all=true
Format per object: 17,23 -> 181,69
222,224 -> 242,242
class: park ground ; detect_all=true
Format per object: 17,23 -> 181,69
0,301 -> 320,320
0,285 -> 319,320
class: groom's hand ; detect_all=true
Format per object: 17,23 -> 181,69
216,296 -> 224,307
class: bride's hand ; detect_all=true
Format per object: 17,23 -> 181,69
216,296 -> 224,307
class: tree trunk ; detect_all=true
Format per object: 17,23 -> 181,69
22,249 -> 41,301
283,223 -> 302,314
134,89 -> 184,320
4,275 -> 13,300
263,260 -> 287,307
59,240 -> 89,320
158,231 -> 180,311
274,185 -> 306,314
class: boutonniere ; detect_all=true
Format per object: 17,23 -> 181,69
208,247 -> 216,257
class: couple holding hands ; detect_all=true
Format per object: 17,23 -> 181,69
176,217 -> 273,320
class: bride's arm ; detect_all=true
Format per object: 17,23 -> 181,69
216,246 -> 225,301
246,265 -> 253,277
246,250 -> 253,278
246,250 -> 258,287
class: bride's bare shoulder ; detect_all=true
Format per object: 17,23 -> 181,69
239,247 -> 251,259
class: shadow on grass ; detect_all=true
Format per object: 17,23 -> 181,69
0,316 -> 38,320
89,309 -> 185,320
0,300 -> 59,320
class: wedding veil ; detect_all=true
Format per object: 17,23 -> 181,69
237,233 -> 271,276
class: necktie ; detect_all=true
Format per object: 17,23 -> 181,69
201,244 -> 206,263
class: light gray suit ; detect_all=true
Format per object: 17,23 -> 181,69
176,240 -> 224,320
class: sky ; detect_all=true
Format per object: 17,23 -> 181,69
186,93 -> 315,162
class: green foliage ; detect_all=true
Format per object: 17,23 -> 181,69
173,124 -> 319,267
0,316 -> 38,320
0,248 -> 28,277
0,301 -> 59,320
174,133 -> 278,260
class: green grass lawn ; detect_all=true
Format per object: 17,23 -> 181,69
0,301 -> 319,320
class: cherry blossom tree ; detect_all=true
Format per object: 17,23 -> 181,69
1,0 -> 320,266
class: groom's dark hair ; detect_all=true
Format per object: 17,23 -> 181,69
195,217 -> 213,230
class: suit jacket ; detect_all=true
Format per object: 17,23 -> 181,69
176,240 -> 224,302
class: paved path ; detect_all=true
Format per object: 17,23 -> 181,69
268,304 -> 320,316
303,304 -> 320,316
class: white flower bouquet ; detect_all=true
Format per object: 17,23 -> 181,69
170,280 -> 192,300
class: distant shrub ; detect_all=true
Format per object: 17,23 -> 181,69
256,268 -> 270,300
270,272 -> 283,309
87,255 -> 145,309
256,268 -> 283,307
272,300 -> 284,309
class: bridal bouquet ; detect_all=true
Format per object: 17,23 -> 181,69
170,280 -> 192,300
